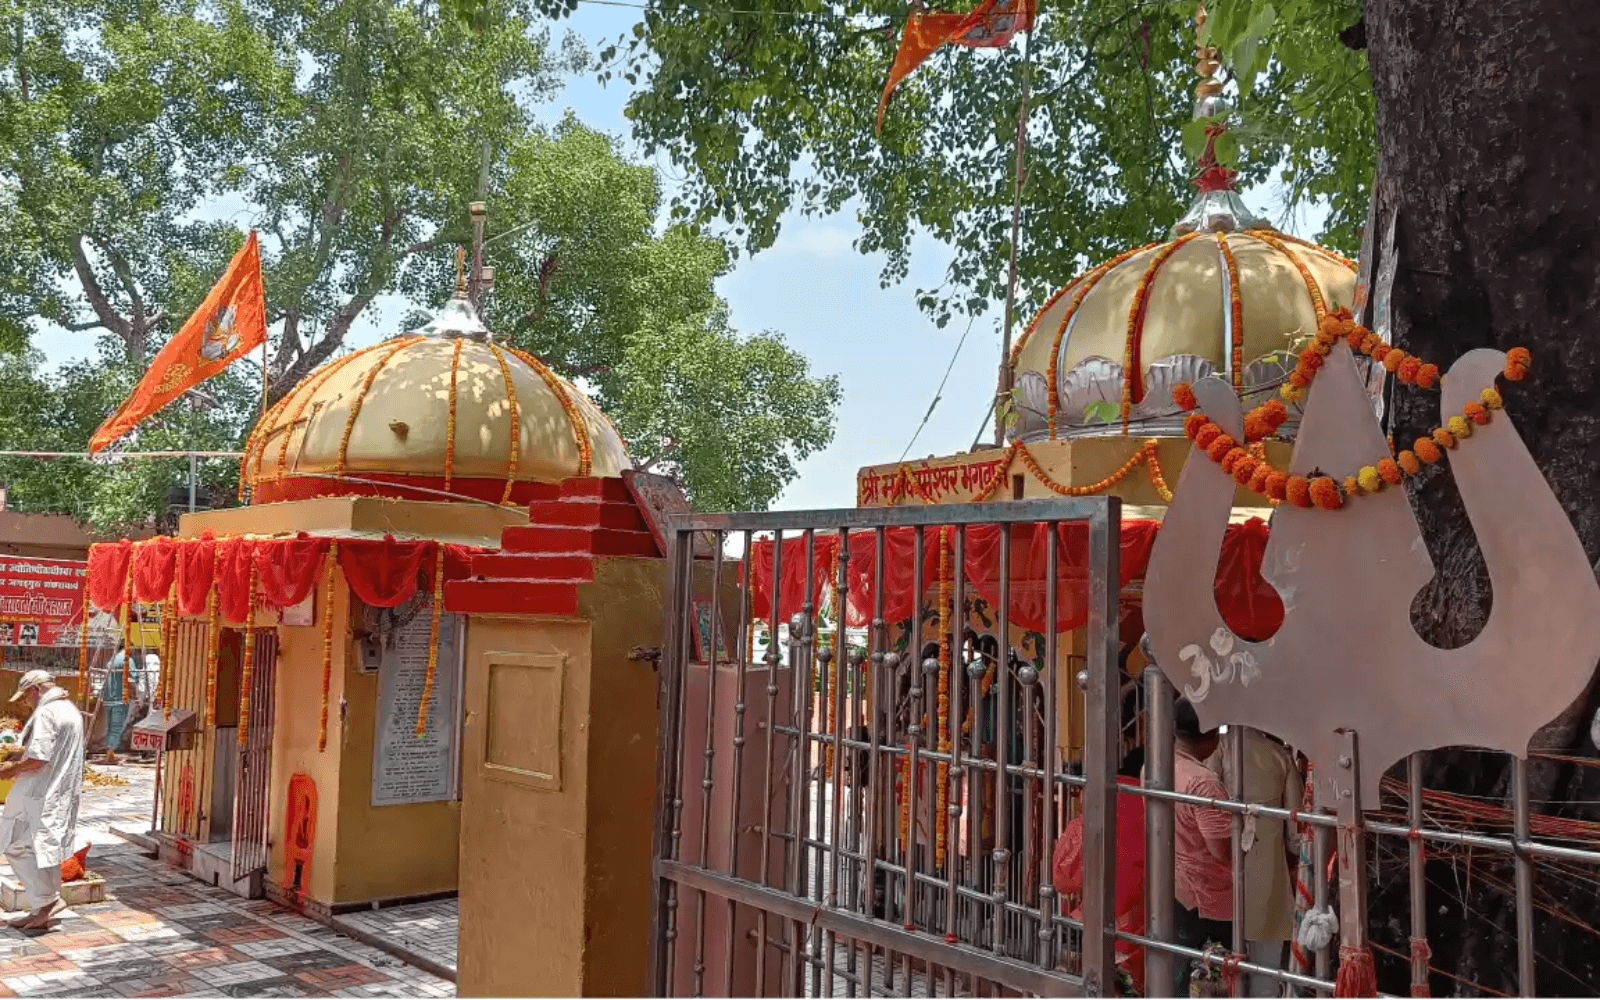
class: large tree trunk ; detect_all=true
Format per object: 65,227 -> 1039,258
1366,0 -> 1600,994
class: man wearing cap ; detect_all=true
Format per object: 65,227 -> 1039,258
0,670 -> 85,930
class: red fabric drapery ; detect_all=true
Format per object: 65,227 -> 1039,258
745,517 -> 1287,638
87,534 -> 484,618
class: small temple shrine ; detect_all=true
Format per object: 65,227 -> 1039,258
87,265 -> 680,994
748,22 -> 1381,787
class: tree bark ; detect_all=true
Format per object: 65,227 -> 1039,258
1366,0 -> 1600,993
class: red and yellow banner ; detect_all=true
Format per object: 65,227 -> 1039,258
89,232 -> 267,454
876,0 -> 1036,133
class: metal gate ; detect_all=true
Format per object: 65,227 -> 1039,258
231,630 -> 278,881
649,499 -> 1124,997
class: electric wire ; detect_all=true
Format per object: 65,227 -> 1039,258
898,313 -> 976,464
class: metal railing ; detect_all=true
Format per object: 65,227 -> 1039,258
647,497 -> 1600,998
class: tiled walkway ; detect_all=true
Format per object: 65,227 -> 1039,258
0,763 -> 457,998
331,899 -> 457,979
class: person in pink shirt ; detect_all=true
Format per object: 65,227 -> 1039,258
1171,697 -> 1233,993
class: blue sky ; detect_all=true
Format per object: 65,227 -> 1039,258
40,2 -> 1327,514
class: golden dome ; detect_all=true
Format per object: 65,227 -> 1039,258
1007,229 -> 1368,442
242,302 -> 629,506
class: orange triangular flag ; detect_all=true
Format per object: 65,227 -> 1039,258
89,232 -> 268,454
875,0 -> 1033,134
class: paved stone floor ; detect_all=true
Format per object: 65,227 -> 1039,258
331,899 -> 457,979
0,762 -> 457,998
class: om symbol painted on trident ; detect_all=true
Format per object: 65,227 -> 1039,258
1178,627 -> 1260,704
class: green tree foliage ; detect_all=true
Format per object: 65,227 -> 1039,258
407,116 -> 842,511
615,0 -> 1371,327
0,0 -> 841,524
0,343 -> 251,535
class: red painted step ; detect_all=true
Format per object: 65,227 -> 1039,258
445,579 -> 579,617
524,500 -> 648,531
501,524 -> 660,558
470,552 -> 595,582
558,477 -> 633,503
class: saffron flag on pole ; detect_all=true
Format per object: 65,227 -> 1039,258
88,231 -> 268,454
876,0 -> 1036,134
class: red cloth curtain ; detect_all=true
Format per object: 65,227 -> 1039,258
1213,517 -> 1284,639
961,521 -> 1162,634
337,538 -> 432,609
175,536 -> 217,616
86,541 -> 133,611
87,534 -> 484,617
254,536 -> 330,608
746,517 -> 1287,638
745,534 -> 839,622
131,537 -> 178,604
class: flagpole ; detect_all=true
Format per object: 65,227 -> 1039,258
260,339 -> 268,418
993,24 -> 1032,447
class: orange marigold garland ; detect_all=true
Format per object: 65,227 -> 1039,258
445,338 -> 463,492
1308,477 -> 1343,510
485,342 -> 522,505
934,528 -> 952,871
1217,233 -> 1246,389
1173,382 -> 1198,412
205,587 -> 221,722
319,541 -> 339,752
1146,448 -> 1174,502
76,592 -> 92,710
337,337 -> 422,479
1185,343 -> 1532,507
416,543 -> 447,737
505,345 -> 593,479
120,564 -> 134,701
1122,234 -> 1201,431
239,560 -> 258,748
1046,242 -> 1160,437
160,582 -> 176,719
279,349 -> 370,485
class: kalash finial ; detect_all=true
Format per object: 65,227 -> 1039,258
412,242 -> 491,340
1172,1 -> 1273,236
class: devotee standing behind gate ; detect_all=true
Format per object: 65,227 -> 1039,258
1172,697 -> 1233,992
1215,727 -> 1301,997
0,670 -> 85,930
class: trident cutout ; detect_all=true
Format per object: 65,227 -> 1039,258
1144,338 -> 1600,815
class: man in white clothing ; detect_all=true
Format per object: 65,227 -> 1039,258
0,670 -> 85,930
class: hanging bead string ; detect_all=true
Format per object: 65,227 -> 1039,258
76,592 -> 92,712
238,562 -> 258,748
484,341 -> 523,505
417,543 -> 447,737
120,564 -> 133,701
934,527 -> 953,871
160,581 -> 176,719
319,541 -> 340,752
1173,308 -> 1531,509
335,337 -> 424,480
204,587 -> 221,723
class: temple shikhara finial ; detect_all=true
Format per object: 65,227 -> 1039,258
1172,1 -> 1272,235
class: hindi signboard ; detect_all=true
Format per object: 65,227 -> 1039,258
0,556 -> 116,648
370,595 -> 462,807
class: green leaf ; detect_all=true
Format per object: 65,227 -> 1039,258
1213,130 -> 1241,167
1083,400 -> 1120,424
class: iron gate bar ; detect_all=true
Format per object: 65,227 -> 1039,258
650,498 -> 1122,999
658,862 -> 1082,998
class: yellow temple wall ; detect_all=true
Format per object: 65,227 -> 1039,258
329,626 -> 461,905
266,584 -> 349,905
175,497 -> 518,910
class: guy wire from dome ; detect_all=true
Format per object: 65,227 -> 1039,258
1002,1 -> 1372,447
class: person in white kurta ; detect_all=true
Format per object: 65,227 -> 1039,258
0,670 -> 85,929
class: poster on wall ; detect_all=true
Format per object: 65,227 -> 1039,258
0,556 -> 116,648
370,592 -> 462,807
